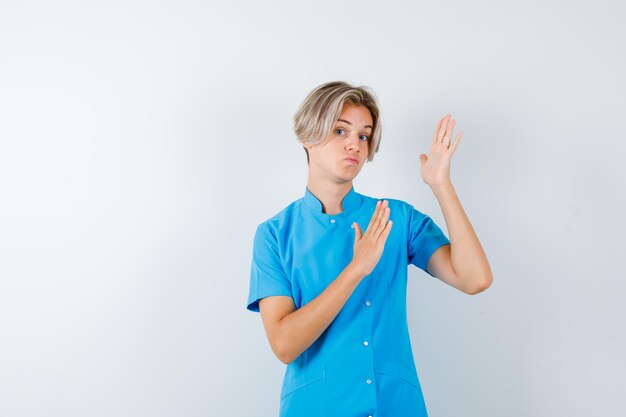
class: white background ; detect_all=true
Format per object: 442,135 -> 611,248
1,0 -> 625,416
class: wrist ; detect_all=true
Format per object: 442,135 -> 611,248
345,262 -> 367,283
429,181 -> 455,197
428,180 -> 453,189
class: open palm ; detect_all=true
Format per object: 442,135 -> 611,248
419,114 -> 462,186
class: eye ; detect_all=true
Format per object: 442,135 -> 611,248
335,128 -> 369,142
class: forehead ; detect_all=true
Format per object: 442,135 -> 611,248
336,103 -> 373,125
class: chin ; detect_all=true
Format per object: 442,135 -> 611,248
344,171 -> 361,181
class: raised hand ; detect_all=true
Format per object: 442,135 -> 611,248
350,200 -> 393,276
419,114 -> 462,186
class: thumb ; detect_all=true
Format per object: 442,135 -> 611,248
419,154 -> 428,165
351,222 -> 362,243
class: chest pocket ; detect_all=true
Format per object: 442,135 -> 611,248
280,366 -> 327,417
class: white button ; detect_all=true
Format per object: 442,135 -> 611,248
366,378 -> 372,384
365,300 -> 371,306
330,218 -> 336,224
363,341 -> 369,346
368,415 -> 373,417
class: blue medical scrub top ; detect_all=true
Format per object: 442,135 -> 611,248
247,185 -> 450,417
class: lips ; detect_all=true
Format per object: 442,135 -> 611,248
345,157 -> 359,164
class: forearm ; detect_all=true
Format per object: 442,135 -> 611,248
277,262 -> 364,364
430,181 -> 493,289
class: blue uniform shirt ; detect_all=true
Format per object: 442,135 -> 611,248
247,185 -> 450,417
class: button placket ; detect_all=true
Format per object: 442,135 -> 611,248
363,295 -> 375,390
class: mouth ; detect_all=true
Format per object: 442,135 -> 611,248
345,157 -> 359,164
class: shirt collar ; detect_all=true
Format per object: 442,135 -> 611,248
303,185 -> 362,216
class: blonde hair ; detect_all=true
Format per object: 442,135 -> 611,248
293,81 -> 382,164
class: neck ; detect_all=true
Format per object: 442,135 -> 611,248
306,178 -> 353,215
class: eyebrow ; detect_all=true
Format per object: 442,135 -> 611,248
337,118 -> 373,130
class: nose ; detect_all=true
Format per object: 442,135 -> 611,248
345,133 -> 361,152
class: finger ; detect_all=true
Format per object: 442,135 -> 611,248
443,119 -> 455,148
432,117 -> 443,144
377,204 -> 391,237
450,132 -> 462,154
378,218 -> 393,243
373,201 -> 389,236
351,222 -> 362,245
438,114 -> 451,142
365,200 -> 382,235
373,201 -> 388,235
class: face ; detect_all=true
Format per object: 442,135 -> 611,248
304,103 -> 373,184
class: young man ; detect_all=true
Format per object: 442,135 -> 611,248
246,81 -> 492,417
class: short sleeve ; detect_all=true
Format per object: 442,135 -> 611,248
407,205 -> 450,277
246,222 -> 293,313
